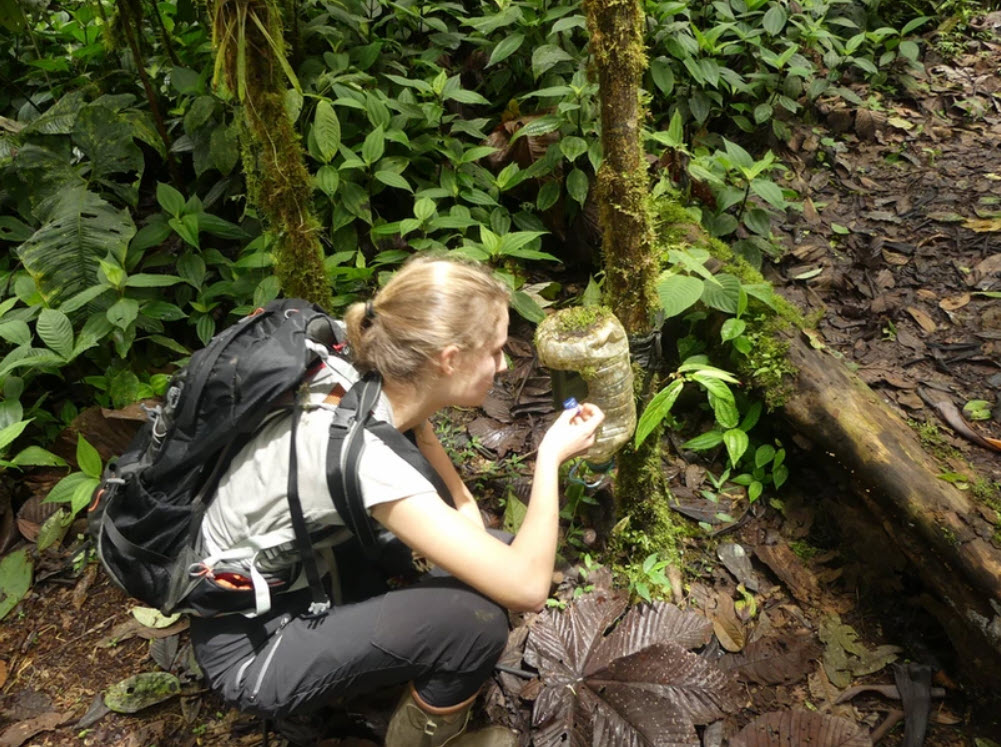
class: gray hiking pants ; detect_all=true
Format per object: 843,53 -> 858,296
190,546 -> 510,719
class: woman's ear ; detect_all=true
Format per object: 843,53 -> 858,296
437,344 -> 461,376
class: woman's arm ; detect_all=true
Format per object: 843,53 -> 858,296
372,404 -> 604,611
413,420 -> 485,530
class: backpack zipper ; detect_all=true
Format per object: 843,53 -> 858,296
249,613 -> 292,702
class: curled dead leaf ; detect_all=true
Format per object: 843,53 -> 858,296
905,306 -> 937,334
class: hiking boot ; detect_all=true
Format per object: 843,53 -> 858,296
384,684 -> 518,747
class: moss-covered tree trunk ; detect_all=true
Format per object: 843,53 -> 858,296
584,0 -> 681,557
210,0 -> 332,308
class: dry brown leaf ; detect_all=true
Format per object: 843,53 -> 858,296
974,254 -> 1001,276
0,659 -> 7,690
803,197 -> 821,225
711,594 -> 746,653
905,306 -> 937,334
754,544 -> 820,605
881,250 -> 910,266
730,710 -> 872,747
940,294 -> 971,311
964,217 -> 1001,232
0,711 -> 71,747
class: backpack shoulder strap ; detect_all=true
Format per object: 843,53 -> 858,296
326,375 -> 451,560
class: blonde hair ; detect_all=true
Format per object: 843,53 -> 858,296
344,256 -> 510,383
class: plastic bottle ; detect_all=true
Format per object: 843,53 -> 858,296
535,307 -> 636,464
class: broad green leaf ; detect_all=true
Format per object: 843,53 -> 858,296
656,274 -> 704,318
169,214 -> 200,248
107,298 -> 139,329
37,508 -> 74,552
9,446 -> 66,468
488,34 -> 525,67
511,290 -> 546,323
0,548 -> 33,621
566,168 -> 589,207
683,430 -> 724,451
142,301 -> 187,321
503,490 -> 528,534
560,136 -> 588,162
73,105 -> 144,183
149,335 -> 190,355
444,88 -> 491,105
209,123 -> 240,174
314,100 -> 341,162
510,115 -> 562,143
537,181 -> 560,212
183,95 -> 216,132
635,378 -> 684,448
532,44 -> 573,78
16,186 -> 136,307
721,318 -> 746,342
196,315 -> 216,345
362,126 -> 385,165
755,445 -> 776,469
414,197 -> 437,222
0,418 -> 31,453
316,165 -> 340,196
104,672 -> 181,714
773,464 -> 789,490
43,470 -> 94,504
375,171 -> 413,192
36,309 -> 73,359
77,435 -> 102,478
177,253 -> 206,288
459,146 -> 498,164
701,273 -> 741,313
0,320 -> 31,347
762,4 -> 787,35
156,183 -> 185,217
723,429 -> 749,466
60,285 -> 111,314
748,481 -> 763,502
751,179 -> 786,208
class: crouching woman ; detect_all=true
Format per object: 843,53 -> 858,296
189,257 -> 604,745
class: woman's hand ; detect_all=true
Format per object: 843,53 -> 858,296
537,403 -> 605,464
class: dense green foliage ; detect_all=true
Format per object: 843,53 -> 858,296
0,0 -> 938,504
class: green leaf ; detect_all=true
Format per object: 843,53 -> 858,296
560,136 -> 588,163
177,253 -> 206,288
755,444 -> 776,469
532,44 -> 573,79
183,95 -> 216,133
104,672 -> 181,714
488,34 -> 525,67
723,428 -> 749,466
125,274 -> 183,288
0,418 -> 31,453
196,315 -> 216,345
750,179 -> 786,209
683,430 -> 724,451
36,308 -> 73,359
566,168 -> 589,207
510,115 -> 562,143
375,171 -> 413,192
132,607 -> 182,629
537,181 -> 561,212
9,446 -> 67,468
444,88 -> 491,105
76,435 -> 102,478
720,318 -> 746,342
16,187 -> 136,307
773,464 -> 789,490
314,100 -> 342,163
107,298 -> 139,329
635,378 -> 684,448
414,197 -> 437,222
701,273 -> 741,313
169,214 -> 200,248
0,548 -> 33,621
362,126 -> 386,165
37,507 -> 74,552
209,123 -> 240,175
0,320 -> 30,347
316,165 -> 340,196
762,4 -> 787,35
656,274 -> 704,318
511,290 -> 546,323
43,470 -> 94,505
748,481 -> 763,503
156,183 -> 186,217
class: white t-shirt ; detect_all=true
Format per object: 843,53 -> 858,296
199,352 -> 439,589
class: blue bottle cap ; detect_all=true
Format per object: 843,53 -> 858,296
563,397 -> 579,410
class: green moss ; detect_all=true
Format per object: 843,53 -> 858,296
909,419 -> 962,462
551,306 -> 614,336
737,316 -> 797,410
790,540 -> 820,561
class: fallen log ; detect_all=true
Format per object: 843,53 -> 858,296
779,328 -> 1001,685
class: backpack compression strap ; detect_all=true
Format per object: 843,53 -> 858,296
326,374 -> 451,559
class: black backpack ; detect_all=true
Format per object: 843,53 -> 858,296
87,298 -> 448,618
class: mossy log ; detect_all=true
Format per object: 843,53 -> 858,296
779,330 -> 1001,685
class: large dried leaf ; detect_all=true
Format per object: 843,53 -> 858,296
720,635 -> 822,685
528,595 -> 736,746
730,710 -> 872,746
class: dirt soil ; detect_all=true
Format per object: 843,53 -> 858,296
5,25 -> 1001,747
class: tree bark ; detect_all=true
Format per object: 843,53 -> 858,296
781,329 -> 1001,685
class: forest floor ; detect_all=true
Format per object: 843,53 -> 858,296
5,21 -> 1001,747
